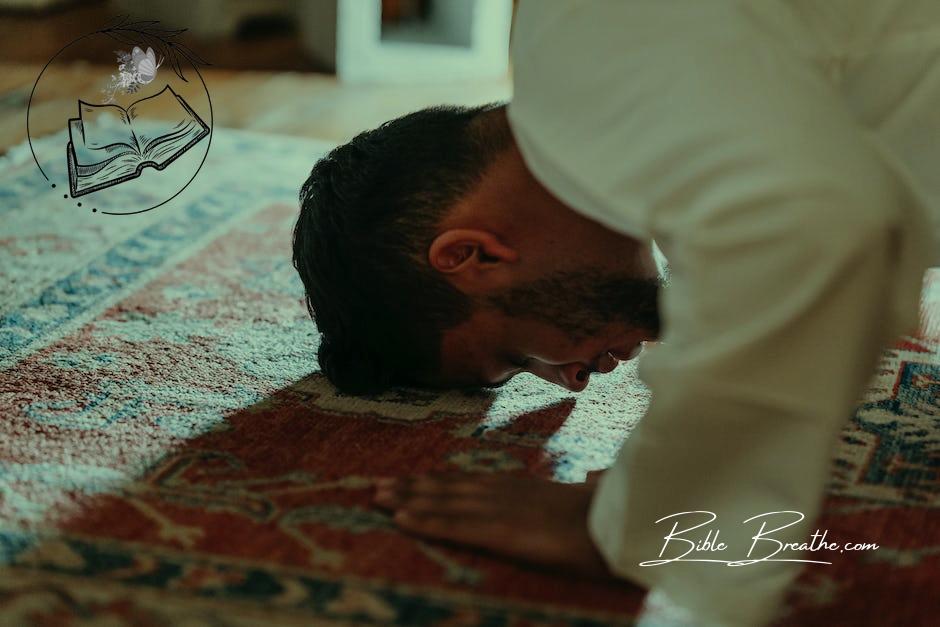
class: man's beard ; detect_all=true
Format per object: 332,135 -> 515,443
484,270 -> 663,341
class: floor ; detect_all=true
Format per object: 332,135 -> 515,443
1,62 -> 512,153
0,0 -> 513,152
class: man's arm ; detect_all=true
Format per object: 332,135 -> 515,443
588,171 -> 910,626
507,1 -> 932,624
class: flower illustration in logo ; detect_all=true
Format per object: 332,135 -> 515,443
103,45 -> 164,103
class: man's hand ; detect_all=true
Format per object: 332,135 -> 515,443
374,472 -> 615,579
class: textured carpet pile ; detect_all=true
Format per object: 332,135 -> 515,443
0,128 -> 937,626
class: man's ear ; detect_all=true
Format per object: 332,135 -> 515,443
428,229 -> 519,290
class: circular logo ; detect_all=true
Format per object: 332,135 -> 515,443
26,17 -> 213,215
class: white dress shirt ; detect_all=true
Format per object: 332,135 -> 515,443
507,1 -> 938,625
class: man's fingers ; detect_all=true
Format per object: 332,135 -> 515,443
373,487 -> 403,509
397,495 -> 493,516
374,474 -> 495,511
411,474 -> 494,494
393,510 -> 510,548
375,473 -> 495,498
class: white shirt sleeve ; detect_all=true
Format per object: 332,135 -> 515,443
507,1 -> 935,625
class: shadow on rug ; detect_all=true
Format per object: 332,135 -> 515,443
1,129 -> 937,625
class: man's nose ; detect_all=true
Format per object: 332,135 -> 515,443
594,352 -> 619,374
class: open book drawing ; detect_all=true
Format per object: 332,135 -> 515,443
67,85 -> 209,197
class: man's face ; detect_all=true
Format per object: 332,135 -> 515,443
421,124 -> 664,392
432,270 -> 662,392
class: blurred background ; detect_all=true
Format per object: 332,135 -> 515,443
0,0 -> 517,148
0,0 -> 518,73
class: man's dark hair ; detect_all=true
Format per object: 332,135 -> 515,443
293,102 -> 512,394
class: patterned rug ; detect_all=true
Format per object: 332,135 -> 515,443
0,128 -> 937,626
